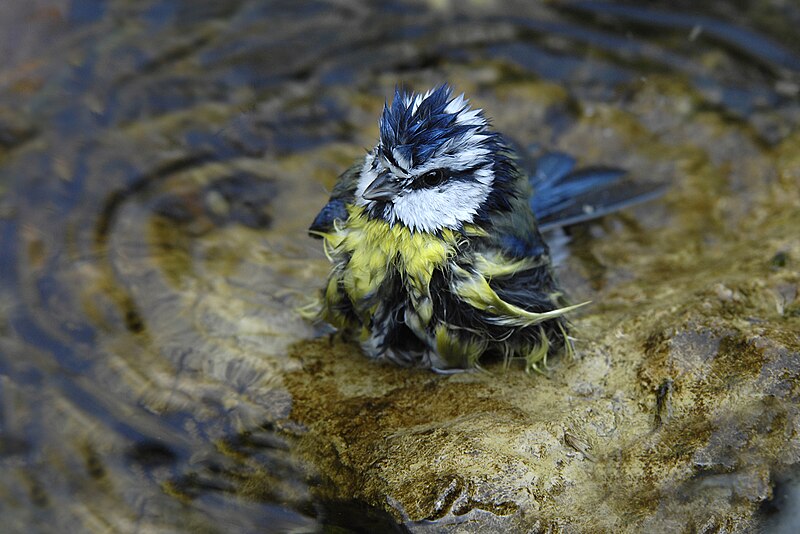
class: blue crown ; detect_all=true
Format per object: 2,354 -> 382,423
378,85 -> 519,220
379,85 -> 491,168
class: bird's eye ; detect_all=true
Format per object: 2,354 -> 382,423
420,169 -> 446,188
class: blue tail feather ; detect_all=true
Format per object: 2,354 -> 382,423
528,151 -> 665,231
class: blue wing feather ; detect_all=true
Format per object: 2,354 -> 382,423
529,152 -> 665,231
308,163 -> 362,237
309,198 -> 348,235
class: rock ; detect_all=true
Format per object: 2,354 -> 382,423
282,83 -> 800,530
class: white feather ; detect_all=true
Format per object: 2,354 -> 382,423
392,146 -> 412,170
444,93 -> 466,114
354,154 -> 379,207
390,175 -> 493,232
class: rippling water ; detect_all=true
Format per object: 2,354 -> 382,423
0,1 -> 798,532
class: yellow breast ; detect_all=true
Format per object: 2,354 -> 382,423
324,206 -> 459,302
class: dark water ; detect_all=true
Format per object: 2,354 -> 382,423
0,1 -> 798,532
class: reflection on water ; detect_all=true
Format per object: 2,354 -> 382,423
0,0 -> 798,531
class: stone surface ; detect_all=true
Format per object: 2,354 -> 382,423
283,94 -> 800,528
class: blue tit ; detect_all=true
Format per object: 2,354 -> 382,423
308,85 -> 662,372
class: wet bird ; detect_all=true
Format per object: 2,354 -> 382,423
308,85 -> 662,371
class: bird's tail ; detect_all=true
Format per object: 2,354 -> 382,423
528,152 -> 666,231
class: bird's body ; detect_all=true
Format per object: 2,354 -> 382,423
309,85 -> 660,371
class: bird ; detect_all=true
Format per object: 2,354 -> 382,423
307,84 -> 663,372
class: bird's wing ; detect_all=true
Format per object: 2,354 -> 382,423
529,152 -> 666,231
308,162 -> 362,237
473,201 -> 574,347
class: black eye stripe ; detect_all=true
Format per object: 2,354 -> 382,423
449,164 -> 485,181
410,164 -> 485,190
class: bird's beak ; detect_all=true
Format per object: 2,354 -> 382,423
362,172 -> 400,202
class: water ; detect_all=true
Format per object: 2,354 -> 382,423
0,1 -> 798,532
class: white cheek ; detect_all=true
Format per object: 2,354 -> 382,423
355,156 -> 378,207
392,177 -> 493,232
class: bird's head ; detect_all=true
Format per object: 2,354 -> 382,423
356,85 -> 518,233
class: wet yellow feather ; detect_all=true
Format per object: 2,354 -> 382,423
435,324 -> 487,368
472,252 -> 541,279
325,206 -> 459,305
452,265 -> 588,326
